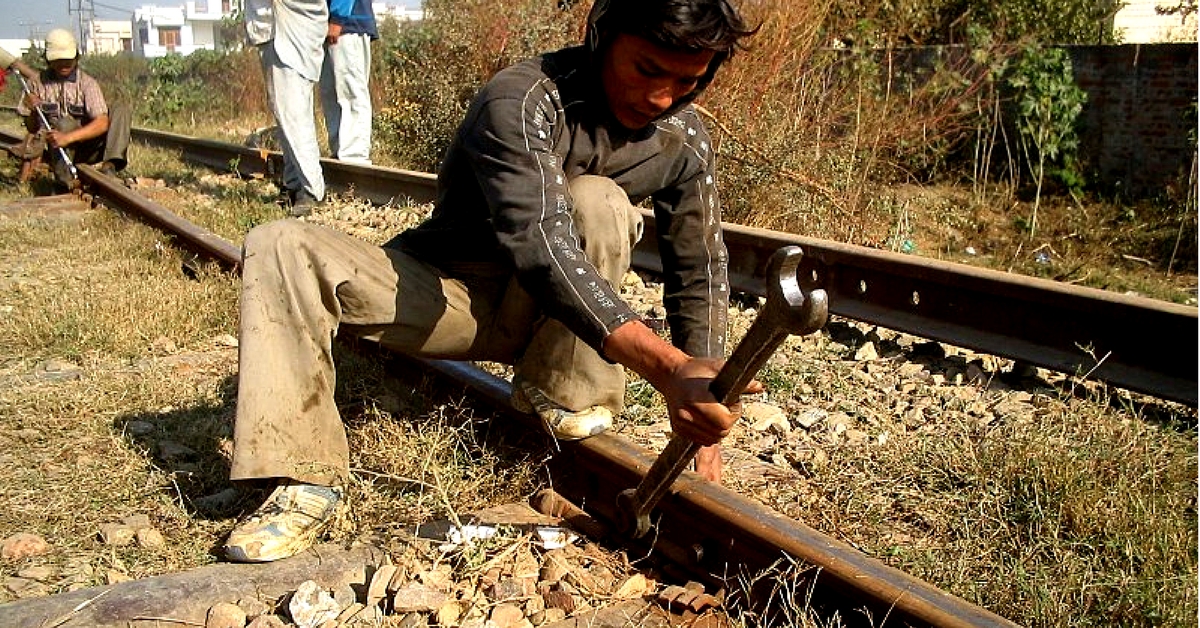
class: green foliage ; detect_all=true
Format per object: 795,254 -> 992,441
371,0 -> 585,170
82,48 -> 267,128
825,0 -> 1123,45
1006,43 -> 1087,230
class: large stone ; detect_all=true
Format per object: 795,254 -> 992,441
489,602 -> 526,628
392,583 -> 449,613
794,408 -> 827,430
16,566 -> 56,582
745,402 -> 790,434
98,523 -> 136,547
246,616 -> 287,628
1,533 -> 50,561
136,528 -> 167,549
206,602 -> 247,628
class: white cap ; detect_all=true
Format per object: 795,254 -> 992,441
0,47 -> 16,69
45,29 -> 78,62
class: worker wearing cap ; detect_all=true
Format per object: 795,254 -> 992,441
245,0 -> 328,216
12,28 -> 131,185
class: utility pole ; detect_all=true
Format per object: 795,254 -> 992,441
67,0 -> 96,53
18,20 -> 54,50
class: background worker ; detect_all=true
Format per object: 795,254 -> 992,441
11,29 -> 130,185
222,0 -> 758,564
245,0 -> 328,216
320,0 -> 378,164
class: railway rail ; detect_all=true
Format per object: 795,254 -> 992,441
0,125 -> 1192,627
130,127 -> 1199,407
3,120 -> 1196,406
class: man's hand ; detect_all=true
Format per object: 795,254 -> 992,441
326,23 -> 343,45
696,444 -> 722,482
603,321 -> 763,484
47,129 -> 73,148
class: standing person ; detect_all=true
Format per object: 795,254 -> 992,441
320,0 -> 377,164
10,29 -> 131,185
245,0 -> 327,216
222,0 -> 759,563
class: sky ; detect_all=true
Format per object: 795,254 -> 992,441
0,0 -> 147,41
0,1 -> 420,42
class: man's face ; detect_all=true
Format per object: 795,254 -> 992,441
48,58 -> 78,78
600,33 -> 716,130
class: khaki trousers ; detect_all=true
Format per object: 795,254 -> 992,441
231,176 -> 643,484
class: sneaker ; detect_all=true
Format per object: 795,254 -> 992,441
511,377 -> 613,440
223,482 -> 343,563
288,189 -> 319,217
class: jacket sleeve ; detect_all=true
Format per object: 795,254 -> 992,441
327,0 -> 354,21
651,116 -> 730,359
460,82 -> 640,353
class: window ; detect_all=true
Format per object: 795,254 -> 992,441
159,27 -> 181,50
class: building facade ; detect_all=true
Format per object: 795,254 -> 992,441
133,0 -> 232,57
90,19 -> 134,54
1113,0 -> 1198,42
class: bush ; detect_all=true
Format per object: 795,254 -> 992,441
371,0 -> 586,170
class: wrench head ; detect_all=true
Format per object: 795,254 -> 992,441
763,246 -> 828,335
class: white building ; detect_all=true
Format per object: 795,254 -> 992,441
90,20 -> 134,54
374,2 -> 424,22
133,0 -> 234,57
1114,0 -> 1198,42
0,38 -> 39,58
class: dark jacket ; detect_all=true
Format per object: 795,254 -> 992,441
393,45 -> 730,360
328,0 -> 377,39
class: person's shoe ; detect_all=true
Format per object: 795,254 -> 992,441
511,377 -> 613,440
288,189 -> 319,217
223,482 -> 343,563
96,161 -> 117,178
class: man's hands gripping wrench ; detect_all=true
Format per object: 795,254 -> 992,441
15,72 -> 78,184
616,246 -> 828,538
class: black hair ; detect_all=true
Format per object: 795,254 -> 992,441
587,0 -> 758,59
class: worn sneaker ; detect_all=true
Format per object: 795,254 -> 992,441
223,482 -> 342,563
511,378 -> 613,441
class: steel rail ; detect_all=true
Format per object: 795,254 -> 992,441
47,143 -> 1021,627
4,123 -> 1195,403
125,127 -> 1196,406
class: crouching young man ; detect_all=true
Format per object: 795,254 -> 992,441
223,0 -> 759,563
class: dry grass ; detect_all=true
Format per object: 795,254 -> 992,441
0,144 -> 547,601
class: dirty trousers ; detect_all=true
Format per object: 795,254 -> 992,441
231,176 -> 643,485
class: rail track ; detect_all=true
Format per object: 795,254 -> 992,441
129,127 -> 1199,408
0,126 -> 1193,627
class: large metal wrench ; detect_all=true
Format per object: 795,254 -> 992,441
15,72 -> 78,184
616,246 -> 828,538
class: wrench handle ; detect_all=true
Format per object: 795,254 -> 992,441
617,320 -> 791,537
15,73 -> 77,180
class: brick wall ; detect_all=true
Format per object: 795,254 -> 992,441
882,44 -> 1197,197
1066,44 -> 1197,196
